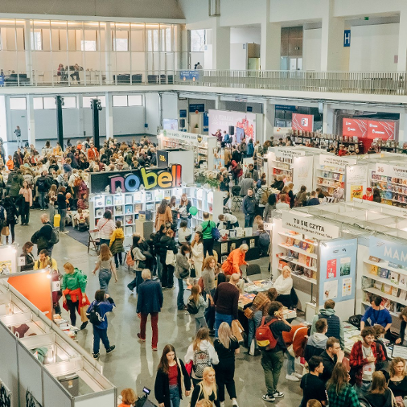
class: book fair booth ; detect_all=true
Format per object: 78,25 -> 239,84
0,245 -> 116,407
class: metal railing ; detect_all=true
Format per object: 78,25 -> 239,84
0,69 -> 406,95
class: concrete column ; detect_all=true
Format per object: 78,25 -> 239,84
260,22 -> 281,70
105,23 -> 112,84
212,23 -> 230,70
26,95 -> 35,146
24,20 -> 33,84
398,110 -> 407,144
105,92 -> 114,140
320,0 -> 347,71
322,103 -> 335,134
397,10 -> 407,72
264,102 -> 275,142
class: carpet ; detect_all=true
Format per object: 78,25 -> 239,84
64,225 -> 89,246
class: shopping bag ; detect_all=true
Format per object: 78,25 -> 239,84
80,306 -> 88,323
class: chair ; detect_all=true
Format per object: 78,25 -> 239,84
88,229 -> 100,254
246,263 -> 261,277
231,186 -> 243,211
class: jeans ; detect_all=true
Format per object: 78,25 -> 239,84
38,191 -> 46,210
127,270 -> 142,293
162,263 -> 174,288
214,312 -> 233,337
21,201 -> 30,224
66,298 -> 79,326
59,208 -> 67,232
248,310 -> 263,352
286,352 -> 295,375
244,213 -> 255,228
99,269 -> 112,293
215,360 -> 237,402
16,137 -> 22,149
177,278 -> 185,310
203,239 -> 214,257
156,255 -> 162,279
114,253 -> 122,268
261,350 -> 284,395
195,316 -> 207,333
49,205 -> 55,224
100,238 -> 110,247
169,384 -> 180,407
140,312 -> 158,348
93,326 -> 110,354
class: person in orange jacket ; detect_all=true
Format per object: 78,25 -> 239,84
87,142 -> 99,160
6,155 -> 14,170
221,244 -> 249,276
282,324 -> 309,382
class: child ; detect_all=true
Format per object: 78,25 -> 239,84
188,285 -> 208,333
109,221 -> 125,268
86,289 -> 116,359
177,220 -> 191,245
93,243 -> 118,293
6,155 -> 14,171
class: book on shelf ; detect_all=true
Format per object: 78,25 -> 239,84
390,272 -> 400,285
95,197 -> 104,207
382,284 -> 392,295
400,276 -> 407,288
134,203 -> 143,213
125,226 -> 132,235
114,196 -> 124,205
401,290 -> 407,301
362,276 -> 373,289
105,197 -> 113,206
370,265 -> 378,276
115,216 -> 123,224
293,239 -> 301,248
286,237 -> 294,246
379,268 -> 389,279
383,298 -> 391,310
299,241 -> 308,251
125,215 -> 133,225
389,262 -> 401,269
95,208 -> 103,218
125,204 -> 133,214
391,286 -> 399,297
125,195 -> 133,204
115,205 -> 123,215
374,281 -> 383,290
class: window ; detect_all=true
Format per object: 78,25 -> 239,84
33,97 -> 43,110
83,96 -> 106,108
112,95 -> 143,107
191,30 -> 205,52
10,98 -> 26,110
62,97 -> 76,109
166,27 -> 172,51
114,38 -> 128,52
43,97 -> 56,109
31,30 -> 42,51
81,40 -> 96,51
113,95 -> 127,107
128,95 -> 143,106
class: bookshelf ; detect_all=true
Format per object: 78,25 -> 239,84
315,168 -> 345,196
369,171 -> 407,206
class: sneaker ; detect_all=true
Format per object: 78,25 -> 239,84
285,374 -> 299,382
232,399 -> 239,407
262,394 -> 275,402
106,345 -> 116,354
137,333 -> 146,342
92,352 -> 100,359
80,321 -> 88,330
220,402 -> 225,407
293,372 -> 303,379
127,284 -> 134,294
152,347 -> 158,351
272,391 -> 284,398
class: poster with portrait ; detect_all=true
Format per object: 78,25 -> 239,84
0,246 -> 17,276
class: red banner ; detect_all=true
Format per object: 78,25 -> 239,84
367,120 -> 395,140
292,113 -> 313,132
342,118 -> 368,138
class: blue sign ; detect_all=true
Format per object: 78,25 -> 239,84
275,104 -> 297,112
369,236 -> 407,267
344,30 -> 351,47
189,104 -> 205,113
0,76 -> 4,86
179,109 -> 187,118
319,238 -> 357,306
180,70 -> 200,81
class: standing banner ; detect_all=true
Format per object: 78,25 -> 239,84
346,164 -> 368,202
292,155 -> 314,193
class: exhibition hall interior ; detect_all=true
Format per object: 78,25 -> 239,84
4,1 -> 407,407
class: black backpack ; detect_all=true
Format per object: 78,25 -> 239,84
187,298 -> 199,315
88,303 -> 102,325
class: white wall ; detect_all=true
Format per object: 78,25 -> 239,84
230,44 -> 247,70
303,28 -> 322,71
162,93 -> 178,119
230,27 -> 261,44
349,23 -> 399,72
112,106 -> 145,135
145,92 -> 160,135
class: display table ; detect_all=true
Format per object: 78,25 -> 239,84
215,235 -> 262,263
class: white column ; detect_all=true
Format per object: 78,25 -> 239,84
105,23 -> 112,84
24,20 -> 33,84
26,95 -> 35,146
105,92 -> 114,140
398,110 -> 407,144
0,96 -> 7,143
264,102 -> 275,142
320,0 -> 346,71
212,23 -> 230,70
397,10 -> 407,72
322,103 -> 334,134
260,22 -> 281,70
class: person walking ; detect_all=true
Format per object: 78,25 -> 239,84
188,285 -> 208,333
19,180 -> 32,225
242,188 -> 256,227
57,186 -> 68,233
282,324 -> 308,381
96,210 -> 116,245
36,171 -> 51,211
31,213 -> 57,256
175,244 -> 192,310
200,212 -> 217,257
109,220 -> 125,268
179,193 -> 192,228
159,228 -> 178,289
48,184 -> 57,223
14,126 -> 22,149
92,243 -> 118,294
136,269 -> 163,351
213,274 -> 240,337
214,322 -> 240,407
191,231 -> 204,278
86,289 -> 116,359
3,196 -> 17,244
127,235 -> 147,294
190,367 -> 221,407
260,301 -> 291,403
154,344 -> 191,407
155,199 -> 172,232
185,328 -> 219,386
202,256 -> 217,335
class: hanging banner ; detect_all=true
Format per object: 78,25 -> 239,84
369,236 -> 407,267
292,113 -> 314,132
367,120 -> 396,140
375,163 -> 407,180
318,238 -> 357,306
273,147 -> 306,160
282,211 -> 340,240
292,155 -> 314,193
342,118 -> 368,138
346,165 -> 368,202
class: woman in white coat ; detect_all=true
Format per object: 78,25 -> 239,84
191,231 -> 204,278
274,265 -> 294,308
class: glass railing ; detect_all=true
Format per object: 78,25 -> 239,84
0,69 -> 406,95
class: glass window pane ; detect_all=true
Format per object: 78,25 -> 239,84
113,95 -> 127,107
33,97 -> 43,110
31,30 -> 42,51
83,96 -> 105,108
166,27 -> 172,52
128,95 -> 143,106
191,30 -> 205,52
10,98 -> 26,110
43,97 -> 56,109
62,96 -> 76,109
114,38 -> 128,52
81,40 -> 96,51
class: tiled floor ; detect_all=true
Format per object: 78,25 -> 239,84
10,208 -> 304,407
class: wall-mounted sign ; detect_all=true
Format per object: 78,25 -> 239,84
160,129 -> 210,146
189,103 -> 205,113
375,163 -> 407,180
369,235 -> 407,267
367,120 -> 396,140
292,113 -> 314,132
274,148 -> 305,159
90,164 -> 182,194
179,109 -> 187,118
282,211 -> 340,240
342,118 -> 368,138
346,165 -> 368,202
180,71 -> 200,81
156,150 -> 169,168
343,30 -> 351,47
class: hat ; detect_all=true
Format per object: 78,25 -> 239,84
366,187 -> 372,192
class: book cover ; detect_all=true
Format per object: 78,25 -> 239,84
399,275 -> 407,288
370,265 -> 378,276
293,239 -> 301,248
298,254 -> 307,266
125,195 -> 133,204
125,215 -> 133,225
134,204 -> 143,213
286,237 -> 294,246
392,287 -> 399,297
114,195 -> 124,205
300,242 -> 308,251
390,272 -> 400,285
105,196 -> 113,206
307,244 -> 314,254
115,205 -> 123,215
382,284 -> 392,295
95,208 -> 103,218
374,281 -> 383,290
389,262 -> 401,269
379,268 -> 389,279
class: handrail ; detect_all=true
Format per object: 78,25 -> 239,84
0,69 -> 406,95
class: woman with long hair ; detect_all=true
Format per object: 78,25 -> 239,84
185,328 -> 219,386
48,184 -> 57,223
154,344 -> 191,407
169,196 -> 178,231
20,242 -> 35,271
202,256 -> 217,334
366,371 -> 393,407
214,322 -> 240,407
175,243 -> 192,310
3,195 -> 18,243
326,363 -> 360,407
389,357 -> 407,404
178,193 -> 191,228
127,235 -> 147,294
92,243 -> 118,293
190,367 -> 220,407
19,180 -> 32,225
155,199 -> 172,231
191,231 -> 204,277
395,307 -> 407,345
189,285 -> 208,333
97,210 -> 116,245
295,185 -> 308,207
159,228 -> 178,289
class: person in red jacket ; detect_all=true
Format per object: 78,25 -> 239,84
362,187 -> 373,201
349,327 -> 386,392
282,324 -> 309,381
337,144 -> 347,156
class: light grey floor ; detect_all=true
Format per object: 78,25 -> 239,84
9,208 -> 304,407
